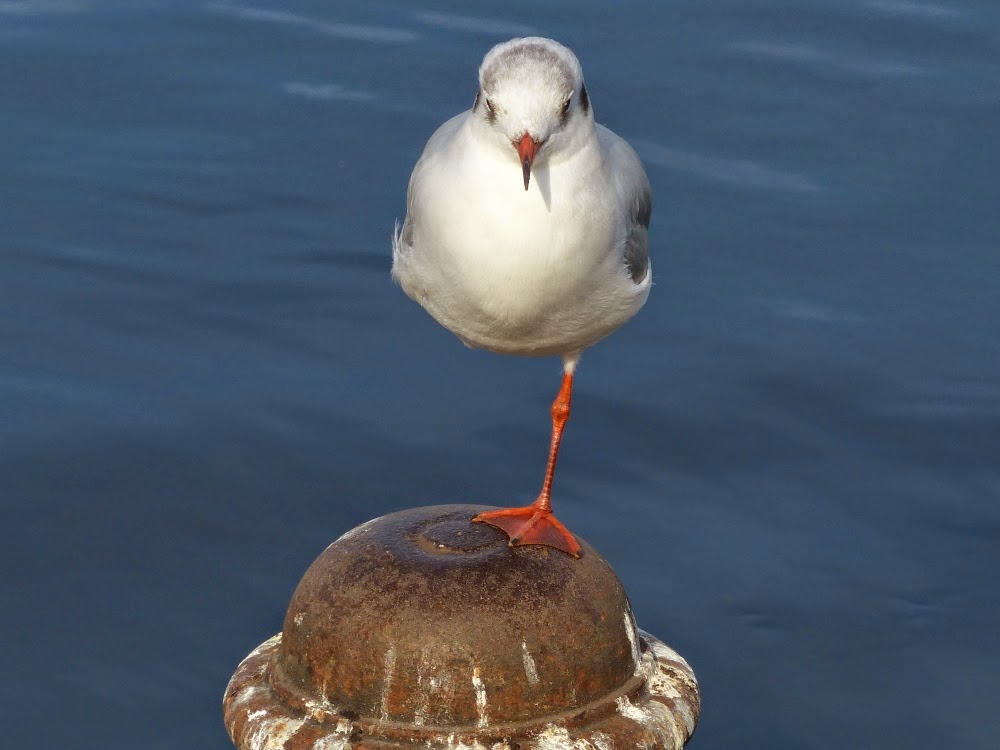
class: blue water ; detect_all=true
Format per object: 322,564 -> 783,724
3,2 -> 998,748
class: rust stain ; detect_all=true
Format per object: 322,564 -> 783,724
222,505 -> 699,750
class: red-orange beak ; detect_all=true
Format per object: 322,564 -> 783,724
516,133 -> 538,191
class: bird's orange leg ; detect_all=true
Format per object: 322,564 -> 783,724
473,371 -> 581,557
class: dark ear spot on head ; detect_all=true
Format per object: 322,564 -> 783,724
580,83 -> 589,114
484,97 -> 497,124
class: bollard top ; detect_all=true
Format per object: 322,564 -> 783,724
224,504 -> 699,750
280,504 -> 635,727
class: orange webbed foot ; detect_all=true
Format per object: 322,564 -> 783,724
473,505 -> 581,558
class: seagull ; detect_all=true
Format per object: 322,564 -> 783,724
391,37 -> 652,557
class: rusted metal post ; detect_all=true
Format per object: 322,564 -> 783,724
223,505 -> 699,750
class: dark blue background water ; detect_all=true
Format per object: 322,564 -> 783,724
3,2 -> 998,748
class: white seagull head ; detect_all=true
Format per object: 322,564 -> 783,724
474,37 -> 594,190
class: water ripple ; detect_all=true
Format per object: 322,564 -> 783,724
0,0 -> 88,13
0,0 -> 161,13
208,2 -> 418,44
282,82 -> 376,102
865,0 -> 965,20
732,40 -> 926,77
631,139 -> 827,194
413,11 -> 537,37
756,298 -> 867,325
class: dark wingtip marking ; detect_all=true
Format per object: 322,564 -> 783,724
625,188 -> 652,283
580,83 -> 589,114
636,188 -> 652,229
475,88 -> 498,124
628,257 -> 649,284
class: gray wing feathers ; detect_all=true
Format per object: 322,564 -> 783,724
597,124 -> 651,284
623,176 -> 651,283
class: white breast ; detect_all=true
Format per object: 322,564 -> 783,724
393,116 -> 649,357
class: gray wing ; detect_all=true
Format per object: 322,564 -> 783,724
598,124 -> 652,284
395,112 -> 467,255
622,175 -> 651,283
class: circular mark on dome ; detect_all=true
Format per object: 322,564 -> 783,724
419,519 -> 504,554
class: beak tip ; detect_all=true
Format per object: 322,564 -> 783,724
517,134 -> 537,192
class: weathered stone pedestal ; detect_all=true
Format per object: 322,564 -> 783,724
223,504 -> 699,750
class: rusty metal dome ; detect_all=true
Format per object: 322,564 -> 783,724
223,505 -> 699,750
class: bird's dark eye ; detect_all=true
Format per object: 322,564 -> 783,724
558,96 -> 572,125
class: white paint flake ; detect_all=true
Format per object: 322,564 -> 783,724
623,612 -> 641,673
443,734 -> 489,750
535,725 -> 575,750
521,641 -> 540,686
615,695 -> 647,723
304,691 -> 339,722
312,738 -> 350,750
380,645 -> 397,721
413,657 -> 428,726
534,725 -> 609,750
616,695 -> 687,750
311,724 -> 353,750
471,666 -> 489,727
243,715 -> 306,750
639,630 -> 699,735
